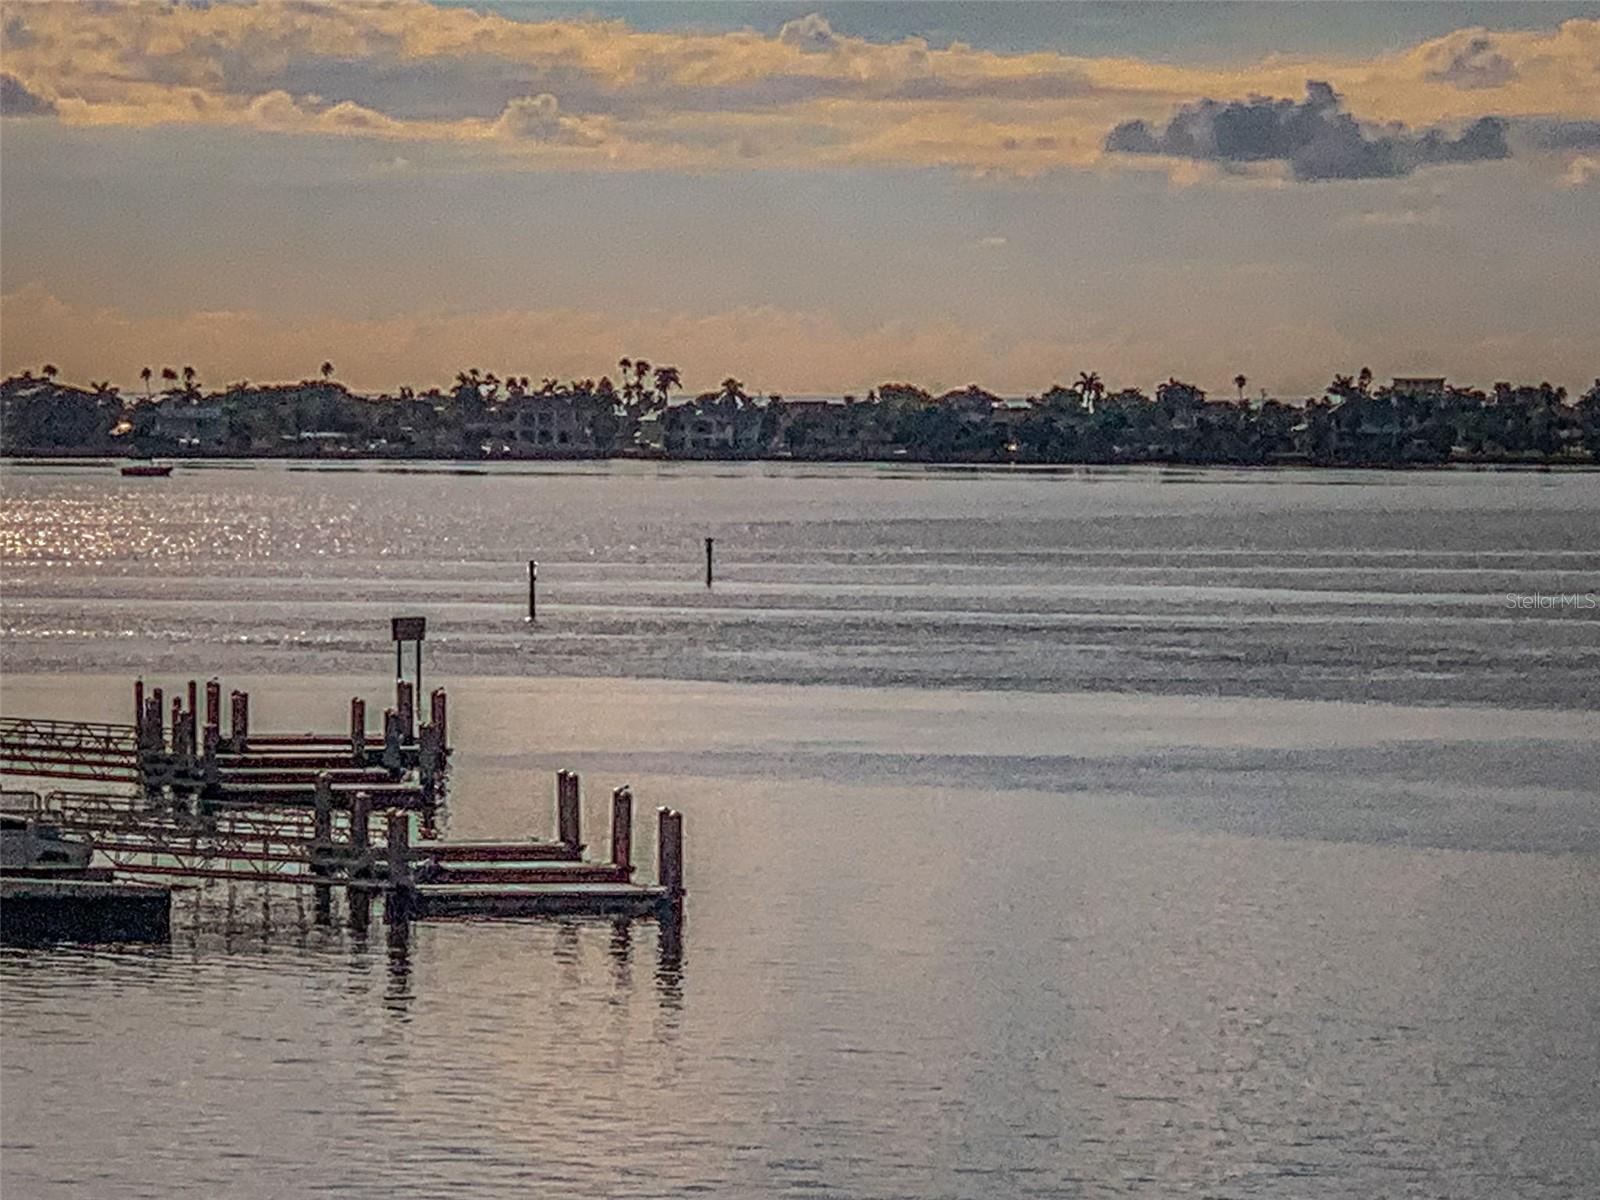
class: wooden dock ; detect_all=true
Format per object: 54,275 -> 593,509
2,674 -> 685,935
0,877 -> 172,944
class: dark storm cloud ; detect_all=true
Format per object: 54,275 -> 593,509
1104,81 -> 1511,181
1426,36 -> 1519,89
0,72 -> 54,116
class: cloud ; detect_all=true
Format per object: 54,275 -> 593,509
0,3 -> 1594,177
1425,35 -> 1518,90
0,72 -> 54,116
777,13 -> 837,53
491,93 -> 607,147
1105,81 -> 1511,181
1562,155 -> 1600,187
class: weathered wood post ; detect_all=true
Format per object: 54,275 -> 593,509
312,773 -> 334,857
418,722 -> 439,806
230,690 -> 249,752
150,688 -> 165,751
349,789 -> 372,860
381,708 -> 402,771
202,724 -> 220,790
350,697 -> 366,765
657,807 -> 684,899
430,688 -> 448,750
134,679 -> 145,729
558,770 -> 581,848
186,680 -> 199,755
396,680 -> 415,744
611,785 -> 633,875
205,678 -> 221,732
170,698 -> 184,766
384,810 -> 412,923
142,697 -> 162,755
527,559 -> 538,622
705,536 -> 714,588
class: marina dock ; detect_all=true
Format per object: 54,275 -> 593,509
0,671 -> 686,940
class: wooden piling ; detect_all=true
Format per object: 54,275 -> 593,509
527,559 -> 538,622
705,536 -> 714,587
349,790 -> 372,856
170,698 -> 184,763
150,688 -> 164,750
558,770 -> 581,848
657,807 -> 684,898
382,708 -> 402,771
430,688 -> 447,748
205,678 -> 221,730
611,786 -> 633,874
386,810 -> 411,888
134,679 -> 145,729
186,680 -> 198,754
418,722 -> 439,805
230,690 -> 249,752
202,724 -> 220,789
396,680 -> 415,743
350,697 -> 366,765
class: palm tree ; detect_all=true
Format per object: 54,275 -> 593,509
1357,366 -> 1373,393
181,365 -> 196,392
1075,371 -> 1103,413
161,367 -> 179,386
41,363 -> 58,381
140,366 -> 153,398
652,365 -> 681,409
320,361 -> 335,382
720,377 -> 746,406
632,359 -> 650,399
1234,374 -> 1248,402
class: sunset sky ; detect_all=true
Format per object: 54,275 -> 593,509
2,1 -> 1598,399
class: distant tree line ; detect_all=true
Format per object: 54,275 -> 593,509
3,360 -> 1597,466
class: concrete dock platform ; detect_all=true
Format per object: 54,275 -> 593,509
1,877 -> 173,944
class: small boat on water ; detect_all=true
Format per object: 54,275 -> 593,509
120,461 -> 173,477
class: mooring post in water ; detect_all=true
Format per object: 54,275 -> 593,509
611,786 -> 633,874
350,697 -> 366,765
396,680 -> 415,744
170,698 -> 184,765
384,810 -> 412,922
558,770 -> 581,848
418,722 -> 439,806
430,688 -> 448,750
230,690 -> 249,752
311,772 -> 334,879
527,559 -> 538,622
149,688 -> 164,751
657,807 -> 684,899
134,679 -> 145,729
705,537 -> 714,587
142,696 -> 161,755
199,723 -> 218,789
381,708 -> 402,771
205,678 -> 221,731
186,680 -> 198,753
350,789 -> 372,860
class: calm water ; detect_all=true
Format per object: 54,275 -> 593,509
2,461 -> 1598,1198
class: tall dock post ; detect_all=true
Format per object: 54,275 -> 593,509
170,698 -> 186,770
418,723 -> 439,807
150,688 -> 164,751
311,772 -> 334,880
134,679 -> 145,731
201,725 -> 220,790
705,537 -> 714,588
349,789 -> 372,867
657,807 -> 684,899
384,811 -> 412,923
205,678 -> 221,732
430,689 -> 448,749
186,680 -> 198,755
350,697 -> 366,765
611,786 -> 633,876
230,690 -> 249,752
396,680 -> 415,744
381,708 -> 402,771
527,559 -> 538,622
558,770 -> 581,848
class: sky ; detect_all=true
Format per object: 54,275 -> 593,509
2,1 -> 1598,400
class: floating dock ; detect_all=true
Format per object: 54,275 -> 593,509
0,876 -> 172,944
1,676 -> 685,937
